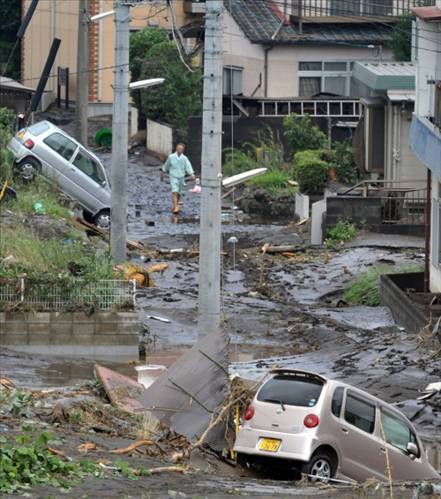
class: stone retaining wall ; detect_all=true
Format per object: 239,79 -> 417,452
0,311 -> 139,360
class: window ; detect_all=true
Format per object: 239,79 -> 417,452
331,0 -> 392,16
381,411 -> 419,456
344,393 -> 376,433
431,198 -> 441,267
330,0 -> 360,15
223,66 -> 243,96
43,132 -> 77,161
299,77 -> 321,97
73,149 -> 106,185
28,122 -> 50,136
298,61 -> 351,97
331,387 -> 344,417
257,375 -> 323,408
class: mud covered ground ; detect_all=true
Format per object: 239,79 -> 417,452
1,147 -> 441,497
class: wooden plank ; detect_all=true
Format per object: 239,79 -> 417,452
95,364 -> 145,413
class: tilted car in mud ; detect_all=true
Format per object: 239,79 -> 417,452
8,120 -> 111,228
234,369 -> 440,483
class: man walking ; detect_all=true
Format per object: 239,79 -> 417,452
161,143 -> 195,214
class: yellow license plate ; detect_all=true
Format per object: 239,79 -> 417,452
258,438 -> 281,452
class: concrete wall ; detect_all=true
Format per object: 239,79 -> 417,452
380,273 -> 427,334
0,311 -> 139,360
326,196 -> 382,226
146,119 -> 173,160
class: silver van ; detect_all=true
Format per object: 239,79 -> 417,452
234,369 -> 439,482
8,121 -> 111,228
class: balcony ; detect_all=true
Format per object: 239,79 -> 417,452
290,0 -> 436,23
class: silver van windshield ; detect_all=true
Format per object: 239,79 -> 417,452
257,375 -> 323,408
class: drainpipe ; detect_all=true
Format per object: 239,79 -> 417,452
264,45 -> 274,97
424,170 -> 432,293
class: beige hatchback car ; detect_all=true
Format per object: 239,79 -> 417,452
234,369 -> 439,482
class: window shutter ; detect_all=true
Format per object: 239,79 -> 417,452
434,82 -> 441,129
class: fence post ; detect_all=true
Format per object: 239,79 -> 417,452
20,278 -> 25,303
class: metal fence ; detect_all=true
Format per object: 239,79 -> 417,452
0,279 -> 136,311
381,188 -> 426,225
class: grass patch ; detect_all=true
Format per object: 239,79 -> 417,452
247,169 -> 294,196
9,177 -> 72,219
343,264 -> 424,306
0,224 -> 116,281
325,219 -> 357,248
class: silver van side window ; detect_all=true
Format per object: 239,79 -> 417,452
43,132 -> 77,161
344,393 -> 375,434
381,411 -> 420,457
331,387 -> 344,417
73,149 -> 106,185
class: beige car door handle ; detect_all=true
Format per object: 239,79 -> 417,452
341,427 -> 349,434
380,447 -> 387,453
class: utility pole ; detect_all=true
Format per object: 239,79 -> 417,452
75,0 -> 89,145
110,0 -> 130,262
197,0 -> 224,337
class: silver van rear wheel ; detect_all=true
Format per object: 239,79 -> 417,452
303,451 -> 336,482
18,157 -> 40,181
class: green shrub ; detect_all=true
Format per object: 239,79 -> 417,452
330,141 -> 358,185
292,149 -> 327,194
0,428 -> 100,493
283,113 -> 328,156
248,169 -> 291,195
223,147 -> 256,176
0,107 -> 14,181
325,219 -> 357,248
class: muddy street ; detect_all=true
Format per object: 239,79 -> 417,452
2,150 -> 440,497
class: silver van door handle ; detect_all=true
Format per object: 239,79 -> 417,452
341,427 -> 349,434
380,447 -> 386,453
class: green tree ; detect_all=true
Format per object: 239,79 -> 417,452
0,0 -> 21,79
0,107 -> 15,181
129,28 -> 202,129
283,114 -> 327,157
390,12 -> 414,61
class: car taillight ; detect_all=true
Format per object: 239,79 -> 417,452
304,414 -> 320,428
24,139 -> 35,149
244,404 -> 255,421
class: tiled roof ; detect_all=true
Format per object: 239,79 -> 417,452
225,0 -> 393,46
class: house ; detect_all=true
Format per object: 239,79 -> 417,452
222,0 -> 396,99
0,76 -> 34,114
20,0 -> 201,115
409,1 -> 441,293
20,0 -> 434,116
352,61 -> 426,186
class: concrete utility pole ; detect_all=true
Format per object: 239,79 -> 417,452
75,0 -> 89,145
197,0 -> 224,337
110,0 -> 130,262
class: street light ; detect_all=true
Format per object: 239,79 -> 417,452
90,10 -> 115,22
129,78 -> 165,90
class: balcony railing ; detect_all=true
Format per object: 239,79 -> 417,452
290,0 -> 436,20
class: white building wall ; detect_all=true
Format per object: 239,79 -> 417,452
222,12 -> 265,97
414,18 -> 441,118
430,178 -> 441,293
